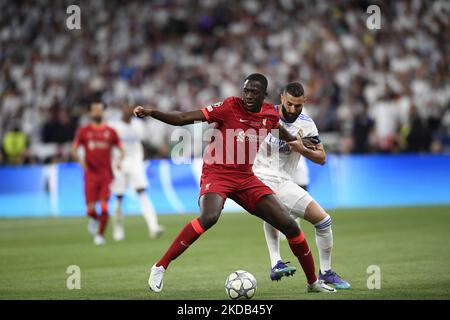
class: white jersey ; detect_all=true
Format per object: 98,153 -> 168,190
253,108 -> 319,182
110,118 -> 145,164
292,155 -> 310,187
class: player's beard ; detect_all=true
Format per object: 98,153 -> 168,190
281,104 -> 300,123
92,116 -> 103,124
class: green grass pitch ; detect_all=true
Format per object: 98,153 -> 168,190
1,206 -> 449,300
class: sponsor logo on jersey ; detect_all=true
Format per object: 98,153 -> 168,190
207,101 -> 223,112
88,140 -> 111,150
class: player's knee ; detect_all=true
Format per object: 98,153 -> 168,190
199,211 -> 220,230
280,218 -> 300,239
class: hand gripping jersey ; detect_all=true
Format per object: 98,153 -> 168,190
253,107 -> 320,182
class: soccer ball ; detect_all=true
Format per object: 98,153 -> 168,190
225,270 -> 257,300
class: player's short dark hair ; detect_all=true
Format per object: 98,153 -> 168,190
284,82 -> 304,97
245,73 -> 268,94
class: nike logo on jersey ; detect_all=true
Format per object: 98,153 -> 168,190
239,118 -> 249,122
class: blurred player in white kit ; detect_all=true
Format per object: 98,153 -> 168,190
110,104 -> 164,241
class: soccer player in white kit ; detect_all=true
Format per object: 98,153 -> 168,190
110,104 -> 164,241
253,82 -> 350,289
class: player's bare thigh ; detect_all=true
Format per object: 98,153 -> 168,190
253,195 -> 300,239
198,193 -> 226,230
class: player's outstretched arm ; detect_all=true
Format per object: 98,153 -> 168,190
133,106 -> 206,126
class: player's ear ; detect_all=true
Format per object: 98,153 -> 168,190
280,92 -> 284,103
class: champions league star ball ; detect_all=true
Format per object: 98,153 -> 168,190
225,270 -> 257,300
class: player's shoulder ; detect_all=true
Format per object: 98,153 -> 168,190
298,113 -> 314,123
223,96 -> 243,106
295,113 -> 317,128
262,103 -> 279,124
204,97 -> 238,112
295,114 -> 319,136
262,102 -> 277,115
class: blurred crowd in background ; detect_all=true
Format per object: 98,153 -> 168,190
0,0 -> 449,165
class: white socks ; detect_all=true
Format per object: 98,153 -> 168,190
139,192 -> 160,233
263,221 -> 282,268
114,200 -> 122,224
263,214 -> 334,272
314,215 -> 333,272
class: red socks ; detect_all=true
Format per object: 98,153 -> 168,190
287,232 -> 318,285
98,201 -> 109,236
154,219 -> 316,286
156,218 -> 205,269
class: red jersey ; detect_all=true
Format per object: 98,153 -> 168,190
72,124 -> 121,177
201,96 -> 279,173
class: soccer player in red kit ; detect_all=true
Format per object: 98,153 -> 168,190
134,74 -> 336,293
71,102 -> 125,245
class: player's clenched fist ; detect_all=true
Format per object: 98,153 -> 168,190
133,106 -> 152,118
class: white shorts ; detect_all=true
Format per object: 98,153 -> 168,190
111,160 -> 148,195
259,176 -> 313,219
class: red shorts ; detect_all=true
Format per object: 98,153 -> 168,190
84,171 -> 112,204
199,169 -> 274,213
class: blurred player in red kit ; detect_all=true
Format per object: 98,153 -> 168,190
71,102 -> 125,245
134,73 -> 336,294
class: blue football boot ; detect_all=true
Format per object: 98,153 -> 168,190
270,260 -> 296,281
319,270 -> 351,289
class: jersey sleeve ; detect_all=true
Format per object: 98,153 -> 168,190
110,128 -> 123,147
72,128 -> 85,147
201,97 -> 233,124
304,120 -> 320,143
